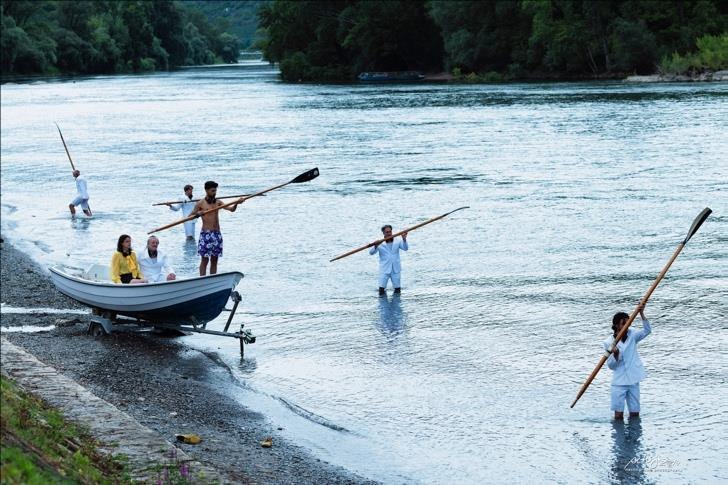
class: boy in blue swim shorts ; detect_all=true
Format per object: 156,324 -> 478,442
191,180 -> 241,275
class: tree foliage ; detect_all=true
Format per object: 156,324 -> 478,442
259,0 -> 442,81
1,0 -> 242,75
258,0 -> 727,81
185,0 -> 267,49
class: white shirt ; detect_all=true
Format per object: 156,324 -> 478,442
170,198 -> 195,217
369,238 -> 408,274
604,319 -> 651,386
75,175 -> 89,199
137,248 -> 175,283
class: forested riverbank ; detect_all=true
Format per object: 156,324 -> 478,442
1,0 -> 242,76
258,0 -> 728,82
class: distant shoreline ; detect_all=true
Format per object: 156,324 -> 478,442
5,64 -> 726,86
624,70 -> 728,82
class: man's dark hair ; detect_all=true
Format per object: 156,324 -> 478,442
117,234 -> 131,255
184,184 -> 193,191
381,224 -> 392,233
612,312 -> 629,331
204,181 -> 218,190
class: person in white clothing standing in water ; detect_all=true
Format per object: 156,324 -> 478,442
168,184 -> 196,240
68,169 -> 92,217
369,224 -> 408,296
605,300 -> 652,420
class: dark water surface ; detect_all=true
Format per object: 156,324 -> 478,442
2,62 -> 727,483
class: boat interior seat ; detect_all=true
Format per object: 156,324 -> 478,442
84,264 -> 111,282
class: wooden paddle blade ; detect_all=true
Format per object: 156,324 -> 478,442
445,206 -> 470,216
291,167 -> 319,183
683,207 -> 712,244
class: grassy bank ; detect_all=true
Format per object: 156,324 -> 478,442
0,375 -> 130,484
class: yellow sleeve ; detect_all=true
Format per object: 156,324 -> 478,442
130,253 -> 143,279
110,253 -> 121,283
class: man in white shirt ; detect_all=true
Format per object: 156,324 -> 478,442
137,236 -> 176,283
369,224 -> 408,296
68,170 -> 92,217
168,184 -> 196,240
604,300 -> 651,420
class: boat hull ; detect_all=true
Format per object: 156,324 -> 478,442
49,267 -> 243,325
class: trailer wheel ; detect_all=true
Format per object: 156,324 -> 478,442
88,322 -> 105,337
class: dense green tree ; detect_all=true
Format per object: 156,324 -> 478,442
1,0 -> 243,76
259,0 -> 442,81
428,1 -> 530,74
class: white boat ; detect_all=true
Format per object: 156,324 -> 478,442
49,265 -> 243,325
48,265 -> 255,355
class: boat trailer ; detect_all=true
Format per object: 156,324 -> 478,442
87,291 -> 256,356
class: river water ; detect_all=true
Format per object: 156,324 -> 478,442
1,61 -> 727,483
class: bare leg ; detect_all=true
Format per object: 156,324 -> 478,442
614,411 -> 624,421
69,204 -> 76,216
210,256 -> 219,275
199,256 -> 209,276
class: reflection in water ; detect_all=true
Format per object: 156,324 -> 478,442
71,217 -> 91,231
178,237 -> 199,276
610,418 -> 646,484
377,294 -> 405,335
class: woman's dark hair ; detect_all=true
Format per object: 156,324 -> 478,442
612,312 -> 629,331
117,234 -> 131,255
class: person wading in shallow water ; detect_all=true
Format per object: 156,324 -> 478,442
369,224 -> 408,296
69,170 -> 92,217
605,300 -> 652,421
190,181 -> 240,276
168,184 -> 196,240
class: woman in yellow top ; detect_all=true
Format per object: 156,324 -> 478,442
111,234 -> 148,284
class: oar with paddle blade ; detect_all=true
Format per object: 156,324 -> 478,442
330,206 -> 469,262
148,168 -> 319,234
55,123 -> 76,171
152,193 -> 264,206
570,207 -> 712,409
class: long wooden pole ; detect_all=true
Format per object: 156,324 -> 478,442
570,208 -> 712,408
148,168 -> 319,234
55,123 -> 76,171
330,206 -> 469,262
152,193 -> 263,206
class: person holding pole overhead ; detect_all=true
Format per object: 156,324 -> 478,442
190,181 -> 241,276
69,170 -> 92,217
369,225 -> 408,296
167,184 -> 196,240
605,300 -> 651,420
55,123 -> 91,218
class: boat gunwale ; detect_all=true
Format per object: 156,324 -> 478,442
49,266 -> 243,289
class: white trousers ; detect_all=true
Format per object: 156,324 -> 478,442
183,220 -> 196,238
611,383 -> 640,412
378,272 -> 401,289
70,196 -> 90,210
